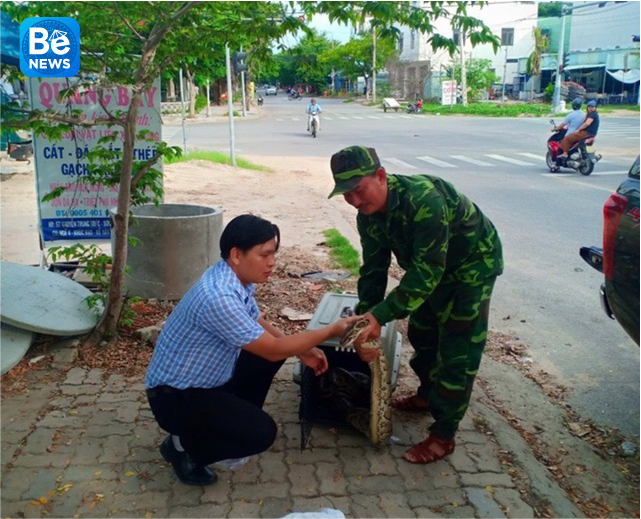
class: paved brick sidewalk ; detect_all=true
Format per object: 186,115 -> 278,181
2,343 -> 579,519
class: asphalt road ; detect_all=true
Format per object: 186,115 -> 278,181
165,94 -> 640,437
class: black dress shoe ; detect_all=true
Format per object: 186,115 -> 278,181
160,436 -> 218,486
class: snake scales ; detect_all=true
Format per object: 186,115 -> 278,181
337,317 -> 392,444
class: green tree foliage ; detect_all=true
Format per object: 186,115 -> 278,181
287,30 -> 338,92
299,2 -> 500,55
319,31 -> 397,91
526,27 -> 549,99
538,2 -> 563,18
2,1 -> 305,343
448,59 -> 499,101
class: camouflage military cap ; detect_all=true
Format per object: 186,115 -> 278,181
328,146 -> 381,198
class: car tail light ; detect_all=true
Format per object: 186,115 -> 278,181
603,193 -> 628,279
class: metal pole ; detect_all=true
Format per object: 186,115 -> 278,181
553,8 -> 567,113
331,67 -> 335,94
206,79 -> 210,117
225,43 -> 236,167
179,67 -> 187,154
501,47 -> 508,101
460,28 -> 467,106
372,26 -> 377,104
240,45 -> 247,118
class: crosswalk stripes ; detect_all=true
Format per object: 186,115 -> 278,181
518,152 -> 545,161
485,154 -> 535,166
386,158 -> 417,169
416,155 -> 458,168
449,155 -> 492,166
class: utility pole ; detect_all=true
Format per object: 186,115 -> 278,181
501,46 -> 508,101
206,79 -> 210,117
553,5 -> 567,113
459,27 -> 467,106
225,43 -> 236,167
179,67 -> 187,154
372,26 -> 377,104
240,45 -> 247,118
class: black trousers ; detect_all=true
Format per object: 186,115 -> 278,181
146,350 -> 285,466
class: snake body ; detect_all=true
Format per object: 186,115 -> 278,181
339,317 -> 392,444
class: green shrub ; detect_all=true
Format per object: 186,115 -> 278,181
544,83 -> 555,102
195,94 -> 208,113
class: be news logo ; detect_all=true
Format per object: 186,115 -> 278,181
20,17 -> 80,77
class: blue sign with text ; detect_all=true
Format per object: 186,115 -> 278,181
19,17 -> 79,77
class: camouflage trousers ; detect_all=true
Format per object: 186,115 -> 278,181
407,277 -> 497,440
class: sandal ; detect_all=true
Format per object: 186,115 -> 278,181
392,394 -> 430,413
403,435 -> 455,464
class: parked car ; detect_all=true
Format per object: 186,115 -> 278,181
580,156 -> 640,345
265,86 -> 277,96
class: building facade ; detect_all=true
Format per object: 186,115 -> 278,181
391,1 -> 538,99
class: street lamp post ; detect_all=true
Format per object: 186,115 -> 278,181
552,6 -> 567,113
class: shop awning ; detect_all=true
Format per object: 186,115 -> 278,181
606,69 -> 641,84
564,63 -> 606,71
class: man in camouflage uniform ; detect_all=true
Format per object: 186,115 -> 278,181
328,145 -> 503,464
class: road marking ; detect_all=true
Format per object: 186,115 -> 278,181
367,115 -> 380,119
291,117 -> 301,121
416,155 -> 458,168
587,170 -> 629,176
542,170 -> 627,177
338,116 -> 349,120
545,176 -> 618,193
485,154 -> 535,166
398,115 -> 413,119
323,116 -> 333,120
275,118 -> 284,121
386,158 -> 417,169
518,152 -> 545,161
449,155 -> 492,166
352,116 -> 364,120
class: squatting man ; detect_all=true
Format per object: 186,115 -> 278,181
145,214 -> 357,485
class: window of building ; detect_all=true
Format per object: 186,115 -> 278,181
399,35 -> 404,52
501,27 -> 514,46
411,30 -> 415,49
541,29 -> 551,42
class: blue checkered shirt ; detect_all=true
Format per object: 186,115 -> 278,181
145,260 -> 265,390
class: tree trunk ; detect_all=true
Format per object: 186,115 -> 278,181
88,91 -> 142,345
168,77 -> 175,101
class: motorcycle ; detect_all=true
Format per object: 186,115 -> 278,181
546,119 -> 601,175
288,91 -> 302,101
407,100 -> 423,114
309,113 -> 320,138
257,94 -> 263,106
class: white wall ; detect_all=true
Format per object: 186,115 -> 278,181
569,1 -> 640,51
398,1 -> 538,82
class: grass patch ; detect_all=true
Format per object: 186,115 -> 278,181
597,104 -> 639,113
418,102 -> 550,117
165,150 -> 271,171
323,228 -> 360,276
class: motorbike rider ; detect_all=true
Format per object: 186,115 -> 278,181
307,98 -> 322,132
552,98 -> 584,135
556,100 -> 599,167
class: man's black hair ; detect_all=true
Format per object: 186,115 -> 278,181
219,213 -> 280,260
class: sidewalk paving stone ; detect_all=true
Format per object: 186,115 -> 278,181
0,351 -> 615,518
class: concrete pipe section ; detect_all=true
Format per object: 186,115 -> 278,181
113,204 -> 223,300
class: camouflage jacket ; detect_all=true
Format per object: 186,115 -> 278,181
355,174 -> 503,324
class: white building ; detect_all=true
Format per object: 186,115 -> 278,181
392,1 -> 538,99
564,1 -> 640,100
